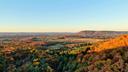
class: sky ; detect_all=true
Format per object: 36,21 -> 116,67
0,0 -> 128,32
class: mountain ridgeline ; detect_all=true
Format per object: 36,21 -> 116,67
77,30 -> 128,38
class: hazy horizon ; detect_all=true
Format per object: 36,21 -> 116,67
0,0 -> 128,32
0,30 -> 128,33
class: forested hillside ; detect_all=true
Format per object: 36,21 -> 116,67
0,35 -> 128,72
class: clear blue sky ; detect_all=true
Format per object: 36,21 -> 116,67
0,0 -> 128,32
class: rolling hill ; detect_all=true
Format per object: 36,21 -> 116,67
91,34 -> 128,52
77,30 -> 128,38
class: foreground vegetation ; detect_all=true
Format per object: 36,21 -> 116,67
0,35 -> 128,72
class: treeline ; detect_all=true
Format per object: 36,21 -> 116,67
0,42 -> 128,72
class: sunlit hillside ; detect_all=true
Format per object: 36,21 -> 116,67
91,34 -> 128,52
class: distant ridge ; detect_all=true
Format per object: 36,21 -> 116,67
78,30 -> 128,38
